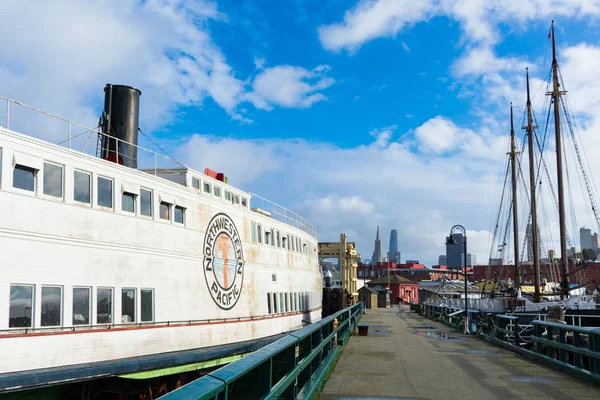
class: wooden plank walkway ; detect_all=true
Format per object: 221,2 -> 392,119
318,306 -> 600,400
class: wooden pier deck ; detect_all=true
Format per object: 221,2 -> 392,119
318,306 -> 600,400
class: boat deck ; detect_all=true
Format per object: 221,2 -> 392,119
319,307 -> 600,399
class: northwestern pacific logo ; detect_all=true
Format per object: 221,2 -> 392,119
203,213 -> 245,310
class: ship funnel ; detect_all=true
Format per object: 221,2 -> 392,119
100,84 -> 141,168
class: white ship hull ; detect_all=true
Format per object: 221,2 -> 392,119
0,121 -> 322,389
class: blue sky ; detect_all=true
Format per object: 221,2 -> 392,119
2,0 -> 600,265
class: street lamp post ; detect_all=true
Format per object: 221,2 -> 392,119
446,225 -> 470,334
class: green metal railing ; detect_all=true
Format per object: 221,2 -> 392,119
162,303 -> 363,400
487,314 -> 600,383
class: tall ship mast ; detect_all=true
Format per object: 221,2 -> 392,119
547,20 -> 570,299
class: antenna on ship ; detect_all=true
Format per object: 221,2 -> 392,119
524,68 -> 542,303
547,20 -> 570,299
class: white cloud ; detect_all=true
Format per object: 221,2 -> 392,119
401,41 -> 410,52
244,65 -> 334,110
414,116 -> 465,154
0,0 -> 333,138
317,0 -> 436,53
175,120 -> 504,265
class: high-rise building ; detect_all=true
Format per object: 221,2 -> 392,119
388,229 -> 401,263
446,232 -> 464,269
464,253 -> 476,267
580,227 -> 593,251
438,255 -> 447,265
592,233 -> 600,254
372,226 -> 382,263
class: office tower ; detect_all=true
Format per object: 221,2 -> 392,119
388,229 -> 401,263
372,226 -> 382,263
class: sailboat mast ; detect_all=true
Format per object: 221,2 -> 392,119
548,20 -> 570,299
525,69 -> 542,303
509,103 -> 520,290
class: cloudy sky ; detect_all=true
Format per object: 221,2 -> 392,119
2,0 -> 600,265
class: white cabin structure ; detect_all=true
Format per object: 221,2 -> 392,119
0,93 -> 322,392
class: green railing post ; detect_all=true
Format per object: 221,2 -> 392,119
558,327 -> 567,363
573,331 -> 582,369
257,358 -> 273,398
592,331 -> 600,374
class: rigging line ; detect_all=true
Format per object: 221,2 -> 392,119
138,127 -> 180,166
562,122 -> 580,253
557,79 -> 600,234
488,157 -> 511,263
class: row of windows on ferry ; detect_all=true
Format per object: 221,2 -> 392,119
10,160 -> 248,223
8,285 -> 154,329
266,291 -> 320,314
250,221 -> 314,256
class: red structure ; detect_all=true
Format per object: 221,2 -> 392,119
365,275 -> 419,304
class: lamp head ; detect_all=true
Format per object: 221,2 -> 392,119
446,235 -> 458,246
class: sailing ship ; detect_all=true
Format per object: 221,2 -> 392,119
486,21 -> 600,315
0,84 -> 323,393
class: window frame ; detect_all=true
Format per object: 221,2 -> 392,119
192,177 -> 201,190
225,191 -> 232,202
9,284 -> 34,328
121,191 -> 136,214
276,231 -> 281,248
72,286 -> 91,326
121,288 -> 136,323
140,188 -> 153,218
251,222 -> 257,243
241,197 -> 248,208
213,186 -> 221,198
270,228 -> 275,247
160,201 -> 172,221
257,224 -> 262,244
233,194 -> 240,205
96,287 -> 113,325
174,205 -> 185,225
141,288 -> 154,323
97,175 -> 114,209
203,182 -> 211,194
41,285 -> 63,327
73,169 -> 92,205
12,164 -> 37,193
273,293 -> 278,313
267,293 -> 272,314
42,161 -> 63,199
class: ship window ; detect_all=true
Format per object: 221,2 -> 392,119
225,191 -> 232,201
213,186 -> 221,198
43,162 -> 63,198
280,293 -> 284,313
282,235 -> 287,249
273,293 -> 278,313
74,170 -> 91,204
257,224 -> 262,244
291,236 -> 295,251
174,206 -> 185,224
265,230 -> 270,245
41,286 -> 62,327
121,288 -> 136,323
251,222 -> 257,242
160,202 -> 171,220
141,289 -> 154,322
285,293 -> 289,312
13,164 -> 36,192
303,243 -> 307,254
97,176 -> 113,208
192,177 -> 200,190
242,198 -> 247,208
267,293 -> 272,314
140,189 -> 152,217
233,195 -> 240,205
294,293 -> 298,311
97,287 -> 113,324
122,192 -> 136,213
270,229 -> 275,246
73,287 -> 90,325
203,182 -> 211,194
9,285 -> 33,328
276,231 -> 281,248
297,238 -> 300,252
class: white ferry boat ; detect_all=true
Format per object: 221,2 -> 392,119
0,85 -> 322,392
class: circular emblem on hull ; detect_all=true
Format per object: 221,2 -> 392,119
203,213 -> 245,310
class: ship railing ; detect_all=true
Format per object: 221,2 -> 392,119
0,306 -> 324,336
250,193 -> 317,238
161,302 -> 364,400
488,316 -> 600,383
0,96 -> 187,177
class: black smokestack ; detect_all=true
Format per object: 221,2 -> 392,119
101,84 -> 141,168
